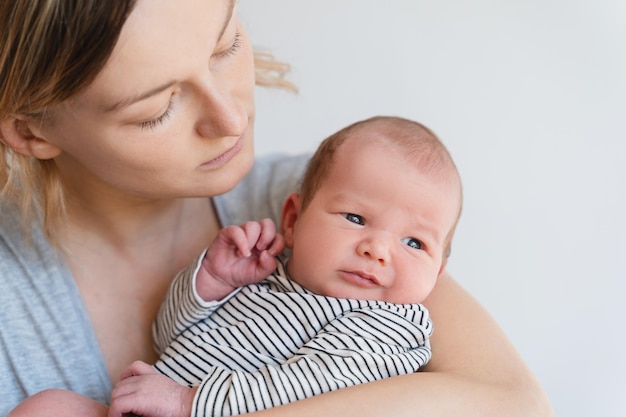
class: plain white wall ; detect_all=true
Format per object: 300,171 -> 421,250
239,1 -> 626,416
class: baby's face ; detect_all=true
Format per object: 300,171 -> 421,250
285,139 -> 460,304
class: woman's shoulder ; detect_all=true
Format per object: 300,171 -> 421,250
0,200 -> 39,265
0,200 -> 111,412
213,152 -> 311,227
0,200 -> 72,301
0,199 -> 63,292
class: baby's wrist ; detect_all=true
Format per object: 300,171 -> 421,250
195,268 -> 234,301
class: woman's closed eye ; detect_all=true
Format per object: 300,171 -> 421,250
213,31 -> 242,59
401,237 -> 423,250
138,100 -> 173,130
343,213 -> 364,225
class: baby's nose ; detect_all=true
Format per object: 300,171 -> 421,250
356,235 -> 391,266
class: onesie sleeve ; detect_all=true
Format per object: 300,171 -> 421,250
152,250 -> 238,354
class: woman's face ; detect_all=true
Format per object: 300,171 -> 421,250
39,0 -> 256,200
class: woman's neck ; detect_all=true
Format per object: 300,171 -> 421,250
62,193 -> 220,272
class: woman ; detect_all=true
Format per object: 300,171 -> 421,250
0,1 -> 552,416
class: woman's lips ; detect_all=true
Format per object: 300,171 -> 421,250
200,135 -> 244,170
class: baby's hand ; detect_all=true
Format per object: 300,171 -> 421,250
197,218 -> 285,300
108,361 -> 196,417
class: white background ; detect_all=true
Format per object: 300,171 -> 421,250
240,1 -> 626,416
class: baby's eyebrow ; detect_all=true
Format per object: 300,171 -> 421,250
408,216 -> 441,246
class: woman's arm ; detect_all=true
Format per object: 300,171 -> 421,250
248,272 -> 554,417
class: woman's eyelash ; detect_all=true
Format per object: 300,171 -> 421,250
137,31 -> 242,131
215,32 -> 242,59
139,101 -> 173,130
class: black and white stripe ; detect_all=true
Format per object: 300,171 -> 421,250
153,255 -> 433,417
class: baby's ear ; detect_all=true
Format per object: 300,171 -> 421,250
0,116 -> 62,160
280,192 -> 301,248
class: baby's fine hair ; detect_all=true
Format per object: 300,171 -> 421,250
299,116 -> 460,210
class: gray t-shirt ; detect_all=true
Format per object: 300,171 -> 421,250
0,153 -> 309,416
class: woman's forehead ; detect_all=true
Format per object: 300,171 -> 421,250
74,0 -> 236,110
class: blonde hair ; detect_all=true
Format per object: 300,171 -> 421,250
0,1 -> 294,245
255,51 -> 297,91
298,116 -> 463,258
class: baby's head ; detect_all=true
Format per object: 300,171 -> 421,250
300,116 -> 462,257
281,116 -> 462,303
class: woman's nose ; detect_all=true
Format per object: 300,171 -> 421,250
356,235 -> 391,266
195,79 -> 248,138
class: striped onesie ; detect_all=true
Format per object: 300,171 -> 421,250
153,255 -> 433,417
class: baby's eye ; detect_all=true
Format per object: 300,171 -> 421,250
401,237 -> 423,250
343,213 -> 364,225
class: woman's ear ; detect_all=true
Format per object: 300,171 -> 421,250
280,192 -> 302,248
0,116 -> 62,160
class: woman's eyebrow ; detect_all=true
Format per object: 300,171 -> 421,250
219,0 -> 236,40
103,0 -> 235,113
104,81 -> 176,112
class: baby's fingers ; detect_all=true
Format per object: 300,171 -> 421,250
255,218 -> 279,252
119,360 -> 158,381
266,233 -> 285,256
221,224 -> 257,257
257,249 -> 279,273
